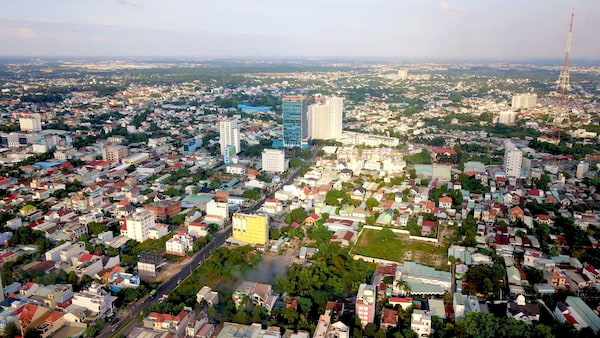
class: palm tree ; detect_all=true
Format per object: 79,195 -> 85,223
395,280 -> 411,295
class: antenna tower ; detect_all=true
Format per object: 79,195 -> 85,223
556,7 -> 575,96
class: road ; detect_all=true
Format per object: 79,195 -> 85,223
98,226 -> 232,338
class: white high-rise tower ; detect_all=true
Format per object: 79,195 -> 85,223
219,117 -> 241,155
308,95 -> 343,140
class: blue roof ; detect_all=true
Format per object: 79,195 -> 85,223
34,161 -> 64,168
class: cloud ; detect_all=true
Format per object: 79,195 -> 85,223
115,0 -> 142,6
439,1 -> 469,14
0,27 -> 35,38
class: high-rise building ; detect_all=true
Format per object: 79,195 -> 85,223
231,213 -> 269,245
497,111 -> 517,125
119,209 -> 155,242
219,117 -> 240,155
511,93 -> 537,110
19,113 -> 42,132
504,142 -> 523,178
283,95 -> 308,148
102,145 -> 129,162
576,161 -> 589,179
356,284 -> 376,327
308,95 -> 343,140
262,149 -> 288,173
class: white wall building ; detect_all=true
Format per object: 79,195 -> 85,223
19,113 -> 42,132
71,283 -> 117,316
120,209 -> 155,242
165,232 -> 194,256
498,111 -> 517,125
219,117 -> 241,155
411,310 -> 432,337
262,149 -> 288,173
308,95 -> 343,140
512,93 -> 537,109
504,142 -> 523,178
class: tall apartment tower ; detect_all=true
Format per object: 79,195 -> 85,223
504,142 -> 523,178
19,113 -> 42,132
511,93 -> 537,110
308,95 -> 343,140
283,95 -> 308,148
219,117 -> 241,155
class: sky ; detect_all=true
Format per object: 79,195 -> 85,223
1,0 -> 599,60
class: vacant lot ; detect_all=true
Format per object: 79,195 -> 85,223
353,228 -> 450,271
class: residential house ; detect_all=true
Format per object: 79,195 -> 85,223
381,308 -> 398,331
410,309 -> 431,337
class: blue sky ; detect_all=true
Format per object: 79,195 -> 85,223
1,0 -> 599,59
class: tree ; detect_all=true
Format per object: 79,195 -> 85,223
310,226 -> 333,243
171,213 -> 186,225
365,197 -> 379,211
298,297 -> 313,313
289,158 -> 302,168
364,323 -> 377,337
243,189 -> 260,201
324,190 -> 347,206
378,228 -> 395,242
280,307 -> 299,324
164,187 -> 181,197
88,222 -> 109,235
456,312 -> 499,338
2,322 -> 18,338
285,208 -> 307,225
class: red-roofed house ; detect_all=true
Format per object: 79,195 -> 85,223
15,303 -> 51,334
438,197 -> 452,209
536,215 -> 552,225
381,308 -> 398,330
143,311 -> 191,336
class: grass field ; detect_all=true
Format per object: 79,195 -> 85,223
353,228 -> 449,271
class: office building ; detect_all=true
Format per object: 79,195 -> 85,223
309,95 -> 344,140
231,213 -> 269,245
356,284 -> 376,327
283,95 -> 308,148
512,93 -> 537,110
262,149 -> 288,173
119,209 -> 155,242
219,117 -> 241,155
102,145 -> 129,163
19,113 -> 42,132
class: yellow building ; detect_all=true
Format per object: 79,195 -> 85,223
231,213 -> 269,245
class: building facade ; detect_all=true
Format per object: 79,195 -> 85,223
283,95 -> 308,148
262,149 -> 287,173
308,95 -> 343,140
356,284 -> 376,327
219,117 -> 241,155
512,93 -> 537,109
102,145 -> 129,163
19,113 -> 42,132
120,209 -> 155,242
231,213 -> 269,245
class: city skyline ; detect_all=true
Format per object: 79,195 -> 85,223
1,1 -> 600,60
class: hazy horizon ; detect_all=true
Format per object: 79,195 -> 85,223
1,0 -> 600,60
